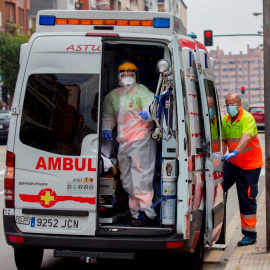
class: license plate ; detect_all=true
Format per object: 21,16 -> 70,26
30,217 -> 81,230
0,125 -> 3,129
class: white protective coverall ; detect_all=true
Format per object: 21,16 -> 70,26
102,82 -> 156,220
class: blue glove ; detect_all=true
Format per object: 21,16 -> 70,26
138,111 -> 149,120
223,150 -> 239,162
103,130 -> 113,140
213,153 -> 223,161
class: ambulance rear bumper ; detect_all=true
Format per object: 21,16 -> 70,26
3,214 -> 186,252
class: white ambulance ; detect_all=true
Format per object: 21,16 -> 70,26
3,10 -> 225,270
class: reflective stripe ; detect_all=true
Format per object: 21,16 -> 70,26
241,214 -> 257,229
242,225 -> 256,232
241,214 -> 256,219
228,146 -> 253,154
227,138 -> 240,143
212,139 -> 220,144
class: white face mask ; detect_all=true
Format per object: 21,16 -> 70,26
121,76 -> 135,86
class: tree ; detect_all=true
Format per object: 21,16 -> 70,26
0,32 -> 29,98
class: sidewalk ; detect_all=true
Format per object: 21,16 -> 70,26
224,185 -> 270,270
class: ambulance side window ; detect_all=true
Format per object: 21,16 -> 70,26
20,74 -> 99,156
180,70 -> 191,156
192,80 -> 206,144
204,79 -> 221,153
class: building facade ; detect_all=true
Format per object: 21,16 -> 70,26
158,0 -> 187,28
28,0 -> 75,30
1,0 -> 30,34
28,0 -> 187,31
209,46 -> 264,107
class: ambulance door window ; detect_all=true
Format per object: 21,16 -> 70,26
192,80 -> 206,145
204,79 -> 221,153
20,73 -> 99,156
180,70 -> 191,156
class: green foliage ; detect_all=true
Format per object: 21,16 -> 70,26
0,33 -> 30,97
4,21 -> 19,35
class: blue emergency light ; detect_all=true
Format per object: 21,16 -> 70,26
39,16 -> 56,26
188,33 -> 197,39
153,18 -> 170,28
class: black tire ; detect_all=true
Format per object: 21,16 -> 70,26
189,228 -> 205,270
187,213 -> 205,270
14,247 -> 44,270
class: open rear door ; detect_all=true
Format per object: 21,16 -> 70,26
193,42 -> 224,246
13,35 -> 103,236
171,34 -> 191,238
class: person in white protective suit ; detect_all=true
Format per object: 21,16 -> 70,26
102,61 -> 157,227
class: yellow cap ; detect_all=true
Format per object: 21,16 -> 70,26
118,62 -> 138,72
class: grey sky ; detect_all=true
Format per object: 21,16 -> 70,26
186,0 -> 263,54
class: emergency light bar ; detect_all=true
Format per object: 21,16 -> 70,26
39,16 -> 170,28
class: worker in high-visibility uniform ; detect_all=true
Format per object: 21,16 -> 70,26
208,97 -> 221,153
222,93 -> 263,246
102,61 -> 156,227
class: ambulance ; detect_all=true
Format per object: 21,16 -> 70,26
3,10 -> 225,270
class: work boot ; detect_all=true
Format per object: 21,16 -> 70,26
237,236 -> 257,246
120,211 -> 135,225
131,211 -> 155,227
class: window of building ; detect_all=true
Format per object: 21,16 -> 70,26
4,2 -> 15,23
31,17 -> 36,29
18,8 -> 24,31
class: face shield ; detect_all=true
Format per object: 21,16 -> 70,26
118,71 -> 136,87
118,62 -> 138,87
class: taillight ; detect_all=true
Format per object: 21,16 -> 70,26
166,241 -> 184,249
4,151 -> 15,208
8,235 -> 24,244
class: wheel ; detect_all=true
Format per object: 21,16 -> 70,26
14,247 -> 44,270
188,229 -> 205,270
187,216 -> 205,270
151,131 -> 161,142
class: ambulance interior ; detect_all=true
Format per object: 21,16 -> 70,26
99,41 -> 178,231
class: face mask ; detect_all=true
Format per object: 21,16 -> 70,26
227,105 -> 238,117
120,76 -> 135,86
209,108 -> 215,119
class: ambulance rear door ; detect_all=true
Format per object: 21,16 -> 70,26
171,34 -> 190,238
12,34 -> 103,236
193,41 -> 224,246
